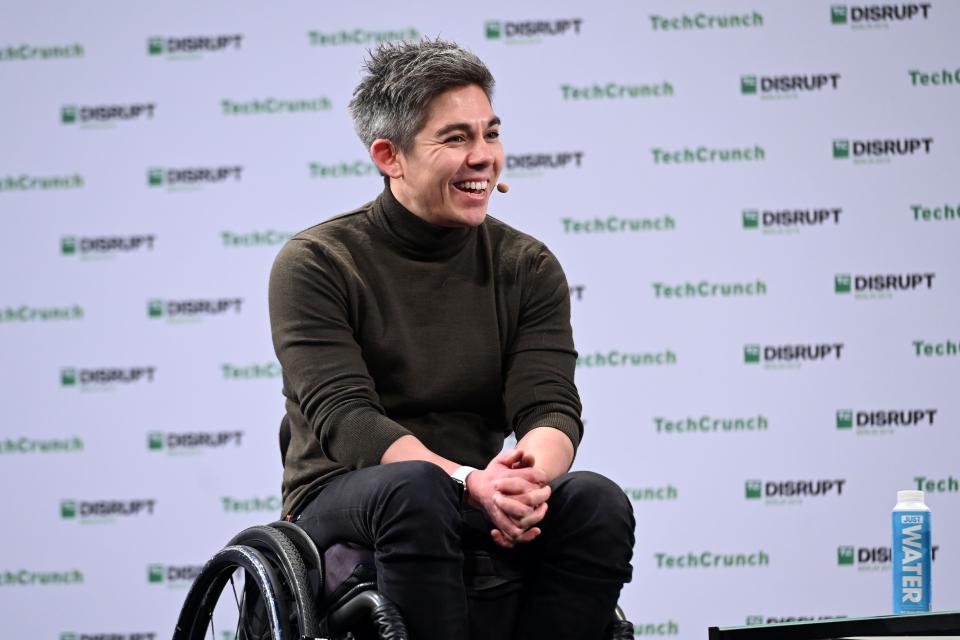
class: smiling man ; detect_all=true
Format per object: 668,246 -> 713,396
268,39 -> 634,640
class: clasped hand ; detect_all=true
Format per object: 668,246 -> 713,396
465,448 -> 550,548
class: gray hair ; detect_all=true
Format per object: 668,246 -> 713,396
349,39 -> 495,154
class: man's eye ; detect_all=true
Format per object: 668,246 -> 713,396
445,135 -> 466,143
486,130 -> 500,140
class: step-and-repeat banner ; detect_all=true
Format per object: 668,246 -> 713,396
1,1 -> 958,637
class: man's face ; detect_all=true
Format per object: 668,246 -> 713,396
392,84 -> 503,227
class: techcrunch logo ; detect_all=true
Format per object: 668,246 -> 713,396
148,34 -> 242,58
148,298 -> 243,321
563,215 -> 675,233
650,11 -> 763,31
309,161 -> 378,178
742,208 -> 842,233
744,343 -> 843,369
915,476 -> 959,493
1,436 -> 83,455
505,152 -> 583,176
832,138 -> 933,164
0,305 -> 83,323
831,4 -> 931,28
837,544 -> 939,570
61,235 -> 155,257
834,272 -> 934,298
222,97 -> 331,116
0,569 -> 83,587
148,564 -> 203,586
577,350 -> 676,367
652,280 -> 766,299
745,479 -> 845,505
836,409 -> 937,434
61,103 -> 156,128
222,496 -> 282,513
0,42 -> 83,61
913,339 -> 959,358
223,362 -> 281,379
655,550 -> 769,569
561,82 -> 673,100
569,285 -> 585,301
655,415 -> 768,435
60,499 -> 157,522
60,367 -> 156,390
148,166 -> 242,190
486,19 -> 582,42
747,616 -> 845,626
61,634 -> 156,640
0,174 -> 83,192
633,622 -> 679,636
652,145 -> 765,165
308,27 -> 419,46
222,230 -> 292,247
910,67 -> 960,87
149,431 -> 244,453
912,202 -> 958,222
623,485 -> 678,501
740,73 -> 840,98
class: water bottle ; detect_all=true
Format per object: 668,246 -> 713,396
892,490 -> 932,613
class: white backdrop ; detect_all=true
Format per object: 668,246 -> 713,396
1,1 -> 958,638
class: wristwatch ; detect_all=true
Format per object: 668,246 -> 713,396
450,465 -> 478,501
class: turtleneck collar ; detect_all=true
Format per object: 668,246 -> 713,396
369,180 -> 475,260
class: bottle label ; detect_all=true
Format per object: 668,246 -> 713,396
892,510 -> 932,613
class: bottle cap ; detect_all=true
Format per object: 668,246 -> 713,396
897,490 -> 925,503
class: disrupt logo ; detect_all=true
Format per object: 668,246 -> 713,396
831,4 -> 931,27
836,409 -> 937,434
563,215 -> 675,234
914,475 -> 959,494
148,34 -> 242,57
837,544 -> 939,569
60,499 -> 156,521
834,272 -> 934,298
913,339 -> 959,358
832,138 -> 933,163
149,431 -> 244,453
910,68 -> 960,87
655,550 -> 769,569
0,173 -> 83,192
569,285 -> 585,301
60,367 -> 155,389
309,161 -> 378,178
1,436 -> 83,455
649,12 -> 763,31
0,42 -> 84,62
623,485 -> 678,501
221,97 -> 331,116
505,152 -> 584,175
148,564 -> 203,585
148,166 -> 242,189
633,622 -> 679,636
222,496 -> 282,512
742,208 -> 841,233
61,103 -> 156,127
655,415 -> 768,435
148,298 -> 243,320
0,569 -> 83,587
912,203 -> 959,222
577,350 -> 676,367
652,145 -> 764,165
652,280 -> 766,299
61,634 -> 156,640
744,343 -> 843,368
745,479 -> 845,504
747,616 -> 845,626
61,235 -> 155,257
222,230 -> 292,248
562,82 -> 673,101
308,27 -> 419,46
1,305 -> 83,323
485,18 -> 582,41
740,73 -> 840,97
223,363 -> 281,379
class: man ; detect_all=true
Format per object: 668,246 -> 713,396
269,39 -> 634,640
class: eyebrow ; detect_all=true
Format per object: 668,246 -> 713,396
434,116 -> 501,137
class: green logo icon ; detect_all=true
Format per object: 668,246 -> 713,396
485,21 -> 502,39
61,634 -> 79,640
838,545 -> 855,565
61,236 -> 77,255
60,500 -> 77,519
148,432 -> 164,450
148,299 -> 164,318
742,210 -> 759,229
834,273 -> 852,293
61,106 -> 77,124
60,368 -> 77,386
148,564 -> 165,583
831,5 -> 849,24
833,139 -> 850,159
745,480 -> 762,499
148,37 -> 164,55
837,410 -> 854,429
746,616 -> 764,626
740,75 -> 757,95
744,345 -> 761,364
148,168 -> 164,187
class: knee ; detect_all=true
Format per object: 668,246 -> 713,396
380,460 -> 460,519
552,471 -> 635,539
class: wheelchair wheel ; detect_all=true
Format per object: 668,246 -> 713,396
173,544 -> 297,640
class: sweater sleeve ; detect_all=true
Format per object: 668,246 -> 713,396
268,237 -> 412,469
504,245 -> 583,452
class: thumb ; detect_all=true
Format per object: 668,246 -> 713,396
494,448 -> 524,466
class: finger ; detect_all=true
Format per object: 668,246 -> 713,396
494,492 -> 535,519
489,507 -> 527,541
493,476 -> 540,495
495,467 -> 547,486
490,529 -> 515,549
513,526 -> 541,544
517,502 -> 548,529
493,448 -> 523,467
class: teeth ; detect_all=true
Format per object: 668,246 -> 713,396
456,180 -> 488,192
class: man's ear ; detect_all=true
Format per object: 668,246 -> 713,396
370,139 -> 403,179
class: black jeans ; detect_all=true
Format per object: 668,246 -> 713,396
296,460 -> 635,640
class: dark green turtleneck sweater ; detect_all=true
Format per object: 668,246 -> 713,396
269,184 -> 582,516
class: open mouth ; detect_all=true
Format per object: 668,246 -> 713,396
453,180 -> 488,195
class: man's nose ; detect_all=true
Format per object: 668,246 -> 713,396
466,138 -> 494,167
